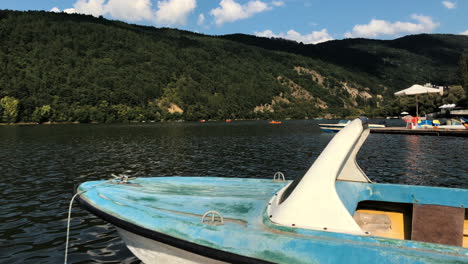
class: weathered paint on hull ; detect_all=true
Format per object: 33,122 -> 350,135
77,177 -> 468,264
117,227 -> 227,264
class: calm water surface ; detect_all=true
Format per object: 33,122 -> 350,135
1,120 -> 467,263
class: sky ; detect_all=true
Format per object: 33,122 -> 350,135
1,0 -> 467,44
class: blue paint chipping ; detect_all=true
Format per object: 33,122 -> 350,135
78,177 -> 468,263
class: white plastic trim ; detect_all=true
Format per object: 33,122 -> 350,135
268,118 -> 370,235
336,128 -> 371,182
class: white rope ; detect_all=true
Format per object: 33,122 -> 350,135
64,180 -> 114,264
64,191 -> 82,264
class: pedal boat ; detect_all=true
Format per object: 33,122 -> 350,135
75,117 -> 468,264
318,119 -> 385,133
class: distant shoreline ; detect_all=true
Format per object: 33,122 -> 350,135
0,122 -> 39,126
0,121 -> 78,126
0,117 -> 384,126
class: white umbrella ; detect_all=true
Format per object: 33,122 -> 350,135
394,84 -> 442,116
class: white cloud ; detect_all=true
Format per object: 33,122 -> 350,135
64,8 -> 77,14
60,0 -> 196,25
271,1 -> 284,7
344,14 -> 439,38
104,0 -> 154,21
442,1 -> 456,9
155,0 -> 197,26
211,0 -> 271,25
50,7 -> 61,12
460,30 -> 468,36
197,13 -> 205,25
255,29 -> 333,44
66,0 -> 154,21
73,0 -> 106,17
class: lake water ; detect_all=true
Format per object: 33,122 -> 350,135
1,120 -> 466,263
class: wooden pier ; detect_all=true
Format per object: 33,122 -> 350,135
370,127 -> 468,137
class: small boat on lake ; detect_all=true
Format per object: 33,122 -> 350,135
437,119 -> 467,130
269,120 -> 282,124
318,119 -> 385,132
75,117 -> 468,263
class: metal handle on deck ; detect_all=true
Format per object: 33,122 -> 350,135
201,211 -> 224,225
273,172 -> 285,182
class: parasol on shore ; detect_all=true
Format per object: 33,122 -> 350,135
394,84 -> 443,117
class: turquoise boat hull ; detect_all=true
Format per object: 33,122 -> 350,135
76,176 -> 468,264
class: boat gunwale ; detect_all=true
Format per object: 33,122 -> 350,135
74,179 -> 468,261
73,184 -> 275,264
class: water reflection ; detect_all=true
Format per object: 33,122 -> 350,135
403,135 -> 422,183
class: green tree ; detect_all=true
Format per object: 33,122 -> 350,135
0,96 -> 20,123
443,85 -> 466,107
31,105 -> 52,123
112,104 -> 131,122
459,54 -> 468,94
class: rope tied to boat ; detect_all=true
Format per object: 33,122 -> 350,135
64,174 -> 136,264
111,173 -> 136,184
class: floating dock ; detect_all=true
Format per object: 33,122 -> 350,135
370,127 -> 468,137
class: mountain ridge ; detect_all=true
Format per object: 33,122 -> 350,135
222,33 -> 468,88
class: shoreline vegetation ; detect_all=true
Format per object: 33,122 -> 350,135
0,118 -> 350,126
0,10 -> 467,125
1,86 -> 465,125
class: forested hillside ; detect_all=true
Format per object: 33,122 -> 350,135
0,10 -> 467,123
224,33 -> 468,89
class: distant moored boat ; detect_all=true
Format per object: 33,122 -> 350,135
319,119 -> 385,133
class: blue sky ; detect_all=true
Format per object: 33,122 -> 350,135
1,0 -> 467,43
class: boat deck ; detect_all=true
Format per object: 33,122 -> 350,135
370,127 -> 468,137
77,177 -> 468,264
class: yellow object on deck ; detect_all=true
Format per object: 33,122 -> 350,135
463,219 -> 468,248
354,209 -> 406,240
355,209 -> 468,248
